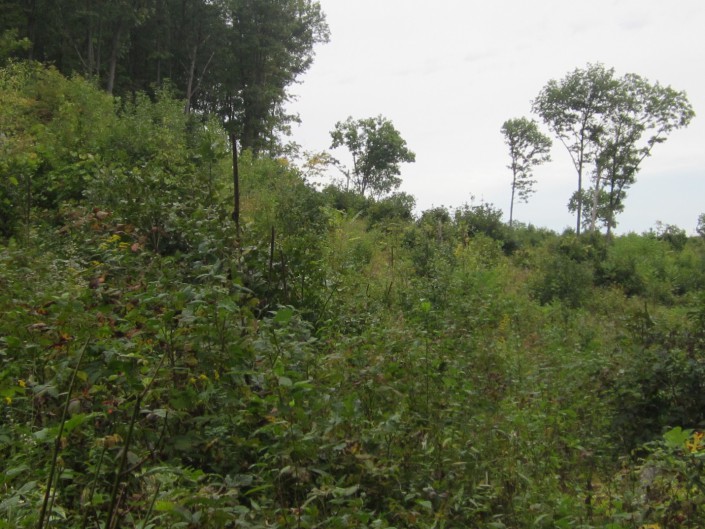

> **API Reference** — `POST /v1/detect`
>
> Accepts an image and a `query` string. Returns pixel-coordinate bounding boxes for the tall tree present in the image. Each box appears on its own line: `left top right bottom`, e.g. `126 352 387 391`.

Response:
500 117 552 227
532 64 619 235
330 115 416 197
1 0 329 154
199 0 329 154
534 64 693 235
589 73 694 235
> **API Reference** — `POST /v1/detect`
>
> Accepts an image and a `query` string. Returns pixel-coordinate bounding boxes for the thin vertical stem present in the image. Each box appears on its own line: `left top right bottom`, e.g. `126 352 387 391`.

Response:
230 132 240 243
37 339 90 529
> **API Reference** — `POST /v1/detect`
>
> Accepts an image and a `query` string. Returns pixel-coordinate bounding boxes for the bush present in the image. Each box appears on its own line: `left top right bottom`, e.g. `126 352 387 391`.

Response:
0 61 115 237
366 192 415 227
531 236 597 308
319 184 370 214
598 234 677 301
610 341 705 450
455 201 507 243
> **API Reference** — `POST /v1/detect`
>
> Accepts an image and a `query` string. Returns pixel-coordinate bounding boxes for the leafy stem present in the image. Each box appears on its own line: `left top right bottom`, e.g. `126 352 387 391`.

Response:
37 338 91 529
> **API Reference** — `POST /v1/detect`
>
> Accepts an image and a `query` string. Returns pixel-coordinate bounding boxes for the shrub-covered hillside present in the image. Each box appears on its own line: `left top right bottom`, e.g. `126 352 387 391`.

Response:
2 62 705 529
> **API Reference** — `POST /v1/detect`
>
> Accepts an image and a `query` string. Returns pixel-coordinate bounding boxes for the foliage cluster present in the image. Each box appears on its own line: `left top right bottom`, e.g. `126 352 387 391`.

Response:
532 63 694 235
0 0 330 153
2 63 705 529
330 116 416 197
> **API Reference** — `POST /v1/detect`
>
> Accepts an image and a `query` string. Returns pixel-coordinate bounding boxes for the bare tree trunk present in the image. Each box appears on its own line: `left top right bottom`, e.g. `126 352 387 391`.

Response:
106 21 123 94
27 0 38 60
575 132 589 236
509 174 516 228
576 163 583 236
589 164 602 232
87 24 95 76
96 17 102 77
184 44 213 114
184 43 198 113
230 133 241 242
155 0 163 86
85 0 96 76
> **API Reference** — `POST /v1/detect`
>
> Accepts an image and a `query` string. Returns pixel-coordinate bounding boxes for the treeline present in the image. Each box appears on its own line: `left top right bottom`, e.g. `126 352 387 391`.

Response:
0 0 329 152
503 64 695 235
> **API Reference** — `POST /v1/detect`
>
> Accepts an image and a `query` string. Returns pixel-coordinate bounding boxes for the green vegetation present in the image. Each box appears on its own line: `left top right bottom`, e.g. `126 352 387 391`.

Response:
1 7 704 528
1 60 704 529
533 63 694 236
330 115 416 197
500 118 552 227
0 0 329 153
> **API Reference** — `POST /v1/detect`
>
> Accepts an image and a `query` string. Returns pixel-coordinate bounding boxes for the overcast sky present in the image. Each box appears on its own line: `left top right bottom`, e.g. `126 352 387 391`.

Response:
286 0 704 234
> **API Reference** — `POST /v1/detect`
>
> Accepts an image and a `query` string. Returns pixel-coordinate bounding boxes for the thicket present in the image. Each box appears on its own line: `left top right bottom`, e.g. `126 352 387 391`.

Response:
2 63 705 529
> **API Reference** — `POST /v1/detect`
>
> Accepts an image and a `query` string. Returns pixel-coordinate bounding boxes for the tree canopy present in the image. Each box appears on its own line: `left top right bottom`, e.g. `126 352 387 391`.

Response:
500 117 552 227
533 63 694 235
330 115 416 197
0 0 330 153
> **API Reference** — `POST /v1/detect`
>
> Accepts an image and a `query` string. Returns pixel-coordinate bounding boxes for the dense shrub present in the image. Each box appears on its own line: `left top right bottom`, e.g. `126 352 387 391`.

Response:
455 201 507 242
366 191 416 227
611 345 705 450
0 61 114 237
5 61 705 529
598 234 680 301
530 236 597 307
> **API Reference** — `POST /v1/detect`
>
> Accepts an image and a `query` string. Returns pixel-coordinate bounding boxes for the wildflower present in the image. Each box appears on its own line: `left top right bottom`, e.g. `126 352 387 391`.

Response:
198 373 209 382
686 431 704 453
4 396 11 405
99 434 123 448
18 379 26 388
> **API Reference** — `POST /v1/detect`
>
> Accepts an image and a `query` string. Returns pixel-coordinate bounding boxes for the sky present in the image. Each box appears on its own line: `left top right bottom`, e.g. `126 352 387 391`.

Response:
286 0 705 234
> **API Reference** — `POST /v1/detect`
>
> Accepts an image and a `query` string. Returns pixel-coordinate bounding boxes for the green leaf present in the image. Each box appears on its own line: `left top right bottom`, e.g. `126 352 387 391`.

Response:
63 412 94 435
333 484 359 497
154 500 176 512
0 465 29 486
33 427 53 442
663 426 692 448
273 307 294 324
5 465 29 478
172 435 197 451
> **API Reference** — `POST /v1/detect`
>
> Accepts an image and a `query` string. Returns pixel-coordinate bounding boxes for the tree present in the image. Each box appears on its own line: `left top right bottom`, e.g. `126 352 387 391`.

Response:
500 117 551 227
568 188 613 233
0 29 30 64
534 63 694 236
589 73 694 236
1 0 329 155
532 63 619 235
199 0 330 154
330 115 416 197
